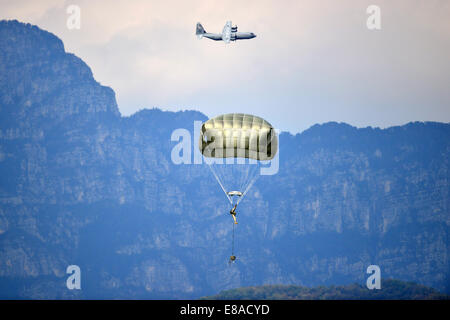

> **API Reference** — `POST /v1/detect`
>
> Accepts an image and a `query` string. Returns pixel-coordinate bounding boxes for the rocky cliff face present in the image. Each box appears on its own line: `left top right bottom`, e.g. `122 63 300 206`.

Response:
0 20 448 298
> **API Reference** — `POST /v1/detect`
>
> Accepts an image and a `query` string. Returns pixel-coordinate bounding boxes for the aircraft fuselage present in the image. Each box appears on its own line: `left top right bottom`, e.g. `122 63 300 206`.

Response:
201 32 256 41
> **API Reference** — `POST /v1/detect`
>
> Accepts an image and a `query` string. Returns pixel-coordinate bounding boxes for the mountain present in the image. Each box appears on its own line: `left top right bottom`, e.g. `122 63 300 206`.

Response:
0 20 449 299
202 279 449 300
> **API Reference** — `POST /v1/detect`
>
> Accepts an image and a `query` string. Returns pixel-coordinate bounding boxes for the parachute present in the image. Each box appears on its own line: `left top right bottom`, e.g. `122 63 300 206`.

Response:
199 113 277 161
199 113 278 261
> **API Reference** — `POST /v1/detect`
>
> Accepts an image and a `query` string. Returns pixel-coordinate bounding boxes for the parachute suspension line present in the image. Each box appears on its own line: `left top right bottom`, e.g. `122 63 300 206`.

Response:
208 158 261 207
237 169 260 205
237 162 250 195
236 161 260 205
207 162 232 204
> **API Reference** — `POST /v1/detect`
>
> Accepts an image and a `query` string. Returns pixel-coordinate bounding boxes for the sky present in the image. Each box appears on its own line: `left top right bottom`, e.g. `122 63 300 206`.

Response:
1 0 449 133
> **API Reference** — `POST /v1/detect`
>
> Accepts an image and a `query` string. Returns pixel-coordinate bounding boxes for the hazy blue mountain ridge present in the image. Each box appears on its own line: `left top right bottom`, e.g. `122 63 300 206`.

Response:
0 20 448 299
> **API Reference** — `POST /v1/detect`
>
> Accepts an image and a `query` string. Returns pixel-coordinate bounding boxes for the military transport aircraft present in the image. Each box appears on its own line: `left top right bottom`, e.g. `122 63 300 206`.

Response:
196 21 256 43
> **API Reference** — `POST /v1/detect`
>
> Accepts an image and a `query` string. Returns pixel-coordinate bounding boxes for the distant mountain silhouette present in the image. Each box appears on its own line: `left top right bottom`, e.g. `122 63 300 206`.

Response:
0 20 448 299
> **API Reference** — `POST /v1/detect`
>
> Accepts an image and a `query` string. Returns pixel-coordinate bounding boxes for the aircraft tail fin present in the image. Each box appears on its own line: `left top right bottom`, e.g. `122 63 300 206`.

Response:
196 23 206 38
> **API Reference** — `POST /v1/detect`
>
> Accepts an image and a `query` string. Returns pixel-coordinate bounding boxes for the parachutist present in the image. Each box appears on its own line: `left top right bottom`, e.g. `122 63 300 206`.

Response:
230 204 238 224
199 114 278 262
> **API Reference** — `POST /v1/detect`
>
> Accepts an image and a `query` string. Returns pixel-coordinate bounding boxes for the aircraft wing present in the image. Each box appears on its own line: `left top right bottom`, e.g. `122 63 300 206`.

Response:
222 21 232 43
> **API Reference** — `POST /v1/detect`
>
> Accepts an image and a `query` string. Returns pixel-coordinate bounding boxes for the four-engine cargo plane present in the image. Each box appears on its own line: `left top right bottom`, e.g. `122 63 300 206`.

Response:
196 21 256 43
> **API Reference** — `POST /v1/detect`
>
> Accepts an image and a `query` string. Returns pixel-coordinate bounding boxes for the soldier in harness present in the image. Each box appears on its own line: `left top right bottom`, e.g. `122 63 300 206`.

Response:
227 191 242 262
227 191 242 225
230 204 238 224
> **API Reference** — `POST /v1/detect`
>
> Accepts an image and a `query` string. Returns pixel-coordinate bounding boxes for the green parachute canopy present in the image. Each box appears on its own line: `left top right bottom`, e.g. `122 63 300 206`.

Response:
199 113 278 161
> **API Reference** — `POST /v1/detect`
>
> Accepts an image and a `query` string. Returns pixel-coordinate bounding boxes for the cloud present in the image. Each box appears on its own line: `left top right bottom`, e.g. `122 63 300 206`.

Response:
1 0 449 133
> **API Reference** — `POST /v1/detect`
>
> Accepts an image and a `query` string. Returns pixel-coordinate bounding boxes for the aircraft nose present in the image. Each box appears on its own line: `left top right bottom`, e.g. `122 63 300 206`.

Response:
252 33 257 38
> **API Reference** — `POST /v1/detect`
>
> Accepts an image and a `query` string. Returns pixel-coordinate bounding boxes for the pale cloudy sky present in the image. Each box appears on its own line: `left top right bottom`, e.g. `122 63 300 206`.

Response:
1 0 449 133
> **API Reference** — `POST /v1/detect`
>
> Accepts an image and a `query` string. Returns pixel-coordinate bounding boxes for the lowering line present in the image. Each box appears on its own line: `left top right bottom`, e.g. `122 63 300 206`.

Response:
232 222 235 255
229 223 236 264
